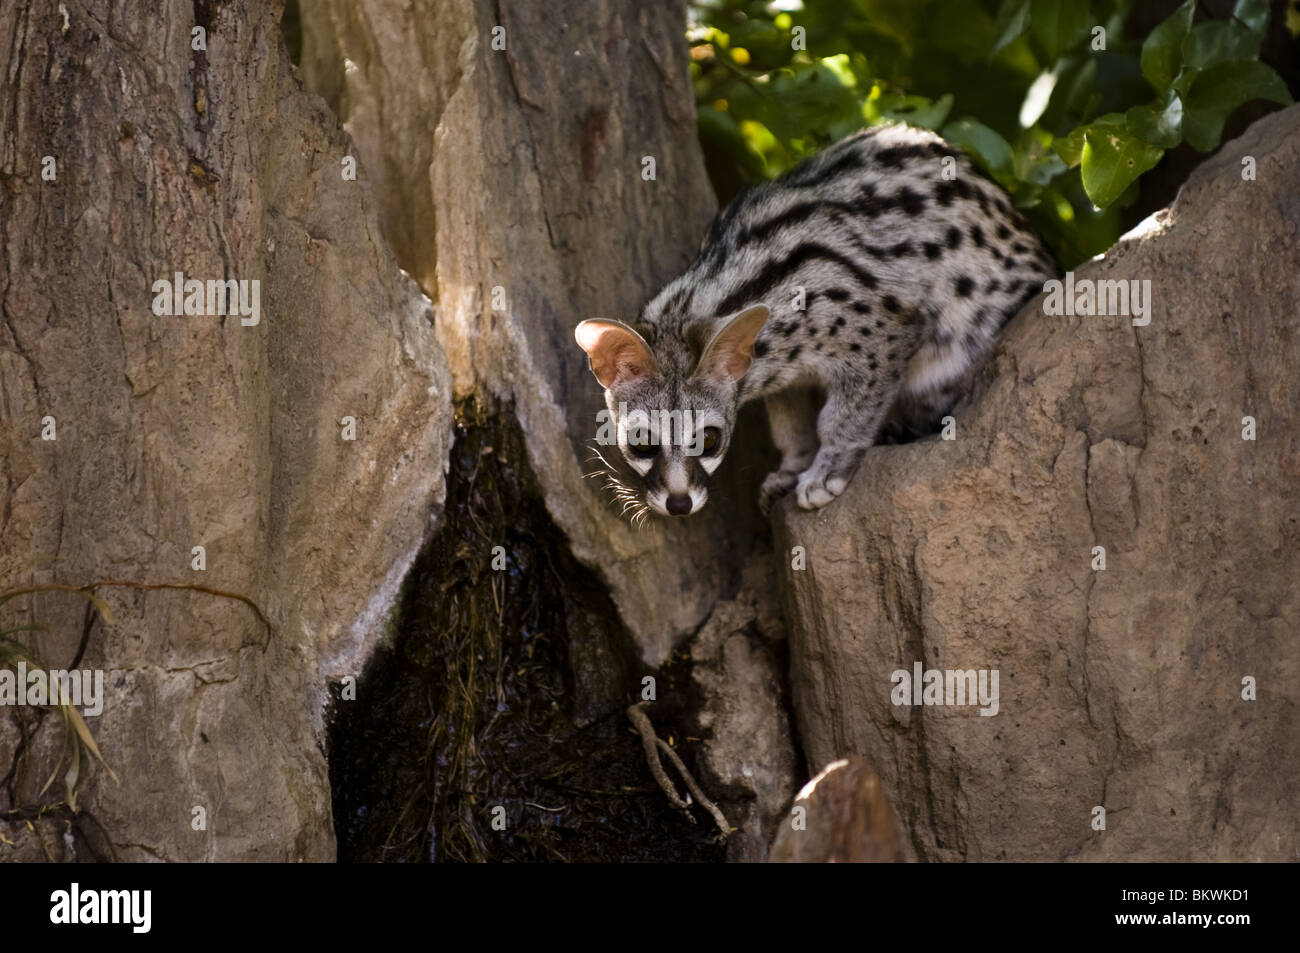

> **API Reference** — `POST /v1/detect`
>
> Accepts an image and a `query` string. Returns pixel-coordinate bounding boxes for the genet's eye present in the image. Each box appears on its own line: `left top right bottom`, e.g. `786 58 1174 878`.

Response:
701 427 721 455
627 438 659 460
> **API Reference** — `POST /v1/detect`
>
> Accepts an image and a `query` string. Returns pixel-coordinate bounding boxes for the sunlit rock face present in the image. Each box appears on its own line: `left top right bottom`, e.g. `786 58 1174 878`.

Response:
775 105 1300 862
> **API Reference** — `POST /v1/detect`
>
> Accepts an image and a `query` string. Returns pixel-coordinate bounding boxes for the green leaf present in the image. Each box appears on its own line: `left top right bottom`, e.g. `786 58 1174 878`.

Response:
696 107 768 181
1021 150 1067 187
1030 0 1090 62
1181 59 1293 151
1231 0 1271 34
1182 21 1262 71
1013 127 1068 185
1080 114 1164 207
1052 125 1087 168
941 118 1014 174
928 0 999 61
991 0 1032 57
871 92 954 131
743 60 862 142
1171 69 1198 98
1125 89 1184 148
1140 0 1196 94
1039 55 1099 129
818 53 859 89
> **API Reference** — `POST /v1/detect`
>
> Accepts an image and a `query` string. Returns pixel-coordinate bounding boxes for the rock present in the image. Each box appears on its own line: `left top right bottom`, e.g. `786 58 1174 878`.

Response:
303 0 799 864
769 758 904 863
0 0 452 860
773 105 1300 862
299 0 775 666
688 558 797 862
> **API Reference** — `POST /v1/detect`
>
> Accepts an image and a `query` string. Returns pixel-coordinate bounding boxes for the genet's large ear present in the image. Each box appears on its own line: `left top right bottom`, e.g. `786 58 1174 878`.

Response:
695 305 770 383
574 319 656 389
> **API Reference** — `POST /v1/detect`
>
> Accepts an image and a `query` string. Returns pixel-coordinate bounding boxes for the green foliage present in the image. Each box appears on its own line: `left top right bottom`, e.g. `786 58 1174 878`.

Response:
690 0 1293 267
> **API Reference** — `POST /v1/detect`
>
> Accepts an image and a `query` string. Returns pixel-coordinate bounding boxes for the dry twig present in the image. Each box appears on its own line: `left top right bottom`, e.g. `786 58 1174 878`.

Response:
626 702 731 841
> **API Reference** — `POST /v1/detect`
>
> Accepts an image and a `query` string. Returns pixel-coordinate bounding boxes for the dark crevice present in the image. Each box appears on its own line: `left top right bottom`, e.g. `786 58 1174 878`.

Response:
327 398 725 862
280 0 303 67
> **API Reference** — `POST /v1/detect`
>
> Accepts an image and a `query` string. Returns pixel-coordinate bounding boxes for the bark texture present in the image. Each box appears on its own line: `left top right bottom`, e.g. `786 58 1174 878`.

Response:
0 0 452 860
774 105 1300 862
301 0 774 665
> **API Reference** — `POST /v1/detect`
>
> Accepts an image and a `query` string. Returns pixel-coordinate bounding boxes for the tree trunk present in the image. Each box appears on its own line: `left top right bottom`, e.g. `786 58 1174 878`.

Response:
301 0 776 666
0 0 451 861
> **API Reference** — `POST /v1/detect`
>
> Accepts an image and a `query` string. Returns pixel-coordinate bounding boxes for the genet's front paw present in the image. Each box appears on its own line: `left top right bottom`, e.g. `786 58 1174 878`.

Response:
759 470 797 515
794 468 849 510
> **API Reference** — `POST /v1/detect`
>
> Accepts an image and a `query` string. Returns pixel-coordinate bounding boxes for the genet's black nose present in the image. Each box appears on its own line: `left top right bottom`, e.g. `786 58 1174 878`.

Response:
666 493 693 516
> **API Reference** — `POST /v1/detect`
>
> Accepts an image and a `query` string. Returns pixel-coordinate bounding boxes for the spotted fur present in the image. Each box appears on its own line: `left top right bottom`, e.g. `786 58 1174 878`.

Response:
577 124 1058 516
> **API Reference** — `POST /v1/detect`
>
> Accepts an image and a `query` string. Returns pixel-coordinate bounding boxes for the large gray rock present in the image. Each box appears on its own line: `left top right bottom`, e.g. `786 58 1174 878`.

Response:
0 0 452 860
774 105 1300 861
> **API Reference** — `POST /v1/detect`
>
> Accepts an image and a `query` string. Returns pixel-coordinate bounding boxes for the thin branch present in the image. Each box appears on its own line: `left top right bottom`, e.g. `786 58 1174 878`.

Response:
626 702 731 842
2 581 272 650
654 737 732 840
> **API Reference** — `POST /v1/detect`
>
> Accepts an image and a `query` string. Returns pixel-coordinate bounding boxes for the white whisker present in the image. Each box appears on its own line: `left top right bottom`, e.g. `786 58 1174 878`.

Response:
584 440 651 528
